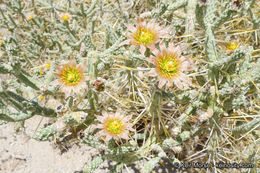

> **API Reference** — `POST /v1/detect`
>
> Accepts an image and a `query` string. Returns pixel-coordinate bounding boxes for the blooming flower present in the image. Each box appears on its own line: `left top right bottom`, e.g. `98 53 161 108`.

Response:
146 41 196 89
94 108 134 141
52 60 88 97
219 41 240 54
44 62 51 69
26 13 36 20
120 18 171 55
60 13 71 22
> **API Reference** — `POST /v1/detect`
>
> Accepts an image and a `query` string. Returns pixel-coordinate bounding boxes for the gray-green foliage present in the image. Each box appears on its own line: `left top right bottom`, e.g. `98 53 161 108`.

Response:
83 156 104 173
141 157 161 173
33 124 56 141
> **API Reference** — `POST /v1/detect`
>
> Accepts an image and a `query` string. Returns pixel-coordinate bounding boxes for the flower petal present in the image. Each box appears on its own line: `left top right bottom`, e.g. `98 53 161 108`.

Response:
128 126 135 132
105 135 112 141
173 77 183 90
151 48 160 56
180 56 196 71
147 68 158 77
60 86 72 98
112 135 119 141
102 110 109 118
173 45 182 57
140 45 146 55
96 130 105 137
93 123 103 129
148 44 156 53
160 33 171 38
79 61 87 72
159 41 167 51
166 80 173 88
161 26 171 34
146 57 156 65
125 24 136 33
115 108 121 117
96 115 105 123
122 115 132 122
158 78 167 89
120 132 129 140
71 59 77 68
119 39 131 47
179 72 192 85
169 40 175 50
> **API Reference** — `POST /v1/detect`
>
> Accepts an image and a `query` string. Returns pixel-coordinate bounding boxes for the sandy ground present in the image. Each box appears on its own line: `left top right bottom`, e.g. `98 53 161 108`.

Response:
0 116 182 173
0 116 112 173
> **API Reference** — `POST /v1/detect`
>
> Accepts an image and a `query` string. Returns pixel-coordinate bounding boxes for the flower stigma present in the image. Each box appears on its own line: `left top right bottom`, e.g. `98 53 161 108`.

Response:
135 27 155 45
61 67 81 86
105 118 124 135
158 55 180 78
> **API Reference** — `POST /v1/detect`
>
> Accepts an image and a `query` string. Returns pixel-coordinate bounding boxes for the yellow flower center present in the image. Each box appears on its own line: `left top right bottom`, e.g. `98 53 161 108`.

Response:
158 56 180 78
44 62 51 69
61 67 81 86
28 15 34 20
68 73 75 80
135 27 155 45
61 15 70 21
0 40 2 46
105 118 124 135
226 41 239 51
39 95 44 101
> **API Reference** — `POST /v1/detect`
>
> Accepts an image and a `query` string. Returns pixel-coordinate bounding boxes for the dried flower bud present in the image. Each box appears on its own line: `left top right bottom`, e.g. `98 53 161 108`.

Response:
93 80 105 92
231 0 242 10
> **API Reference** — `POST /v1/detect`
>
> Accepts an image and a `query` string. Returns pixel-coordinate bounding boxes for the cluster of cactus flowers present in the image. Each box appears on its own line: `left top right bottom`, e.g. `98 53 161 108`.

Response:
49 17 197 143
0 0 259 172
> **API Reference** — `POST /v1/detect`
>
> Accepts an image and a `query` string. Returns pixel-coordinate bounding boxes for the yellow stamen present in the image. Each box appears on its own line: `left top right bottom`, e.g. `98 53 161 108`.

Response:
45 62 51 69
226 41 239 51
39 95 44 101
135 27 155 45
61 14 70 21
61 67 81 86
67 73 76 81
28 15 34 20
158 55 180 78
105 118 124 135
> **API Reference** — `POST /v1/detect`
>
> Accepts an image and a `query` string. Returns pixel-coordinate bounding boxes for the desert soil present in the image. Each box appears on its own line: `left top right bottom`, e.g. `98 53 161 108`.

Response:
0 116 177 173
0 116 112 173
